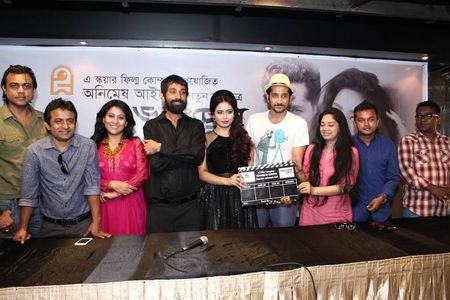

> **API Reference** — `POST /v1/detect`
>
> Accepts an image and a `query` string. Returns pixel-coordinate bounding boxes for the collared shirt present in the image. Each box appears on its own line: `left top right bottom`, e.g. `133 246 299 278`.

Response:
352 134 399 210
0 104 47 199
19 134 101 219
143 112 205 202
398 130 450 216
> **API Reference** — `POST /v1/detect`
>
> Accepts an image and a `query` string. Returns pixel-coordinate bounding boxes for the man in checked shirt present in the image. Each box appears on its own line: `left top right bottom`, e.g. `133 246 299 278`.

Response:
399 101 450 217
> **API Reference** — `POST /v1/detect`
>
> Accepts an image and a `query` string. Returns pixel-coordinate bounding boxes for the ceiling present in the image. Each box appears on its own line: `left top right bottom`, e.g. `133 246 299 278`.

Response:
37 0 450 22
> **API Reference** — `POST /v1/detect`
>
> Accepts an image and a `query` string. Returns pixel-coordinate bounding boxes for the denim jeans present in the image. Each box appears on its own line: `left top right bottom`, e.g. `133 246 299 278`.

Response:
402 207 420 218
0 199 42 239
257 202 298 228
352 201 391 223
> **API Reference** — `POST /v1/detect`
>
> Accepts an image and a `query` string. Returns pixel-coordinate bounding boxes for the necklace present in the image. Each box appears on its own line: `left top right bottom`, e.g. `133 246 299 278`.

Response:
102 137 126 159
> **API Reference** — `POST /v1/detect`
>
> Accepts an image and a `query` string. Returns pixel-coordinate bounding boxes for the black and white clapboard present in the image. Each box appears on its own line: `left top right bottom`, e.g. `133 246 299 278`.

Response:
238 161 298 206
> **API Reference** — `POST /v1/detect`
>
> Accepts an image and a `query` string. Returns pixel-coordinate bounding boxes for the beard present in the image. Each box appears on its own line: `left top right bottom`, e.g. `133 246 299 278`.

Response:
164 99 187 114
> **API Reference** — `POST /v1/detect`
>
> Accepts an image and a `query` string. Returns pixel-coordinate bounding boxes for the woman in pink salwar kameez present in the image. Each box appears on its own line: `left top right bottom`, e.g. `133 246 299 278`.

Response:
92 100 148 235
298 108 359 226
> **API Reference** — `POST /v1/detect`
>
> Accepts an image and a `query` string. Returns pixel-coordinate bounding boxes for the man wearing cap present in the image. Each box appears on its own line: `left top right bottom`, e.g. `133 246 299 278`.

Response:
399 101 450 217
246 73 309 227
264 59 321 140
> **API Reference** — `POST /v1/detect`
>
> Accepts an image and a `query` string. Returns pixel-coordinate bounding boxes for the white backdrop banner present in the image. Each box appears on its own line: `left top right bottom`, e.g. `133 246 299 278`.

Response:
0 46 426 142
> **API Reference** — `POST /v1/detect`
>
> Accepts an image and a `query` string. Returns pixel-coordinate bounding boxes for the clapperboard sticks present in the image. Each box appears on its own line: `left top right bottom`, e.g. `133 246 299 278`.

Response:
238 161 299 206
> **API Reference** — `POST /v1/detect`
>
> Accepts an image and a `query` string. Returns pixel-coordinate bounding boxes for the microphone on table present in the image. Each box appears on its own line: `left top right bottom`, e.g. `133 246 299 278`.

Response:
161 236 209 273
181 236 208 251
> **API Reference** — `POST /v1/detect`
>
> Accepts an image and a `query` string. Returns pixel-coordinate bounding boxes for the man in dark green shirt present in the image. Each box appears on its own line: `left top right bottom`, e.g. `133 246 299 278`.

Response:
0 65 47 238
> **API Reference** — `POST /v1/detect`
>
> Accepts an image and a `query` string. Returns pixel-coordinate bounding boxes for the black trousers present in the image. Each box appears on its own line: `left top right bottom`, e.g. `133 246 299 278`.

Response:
147 199 201 233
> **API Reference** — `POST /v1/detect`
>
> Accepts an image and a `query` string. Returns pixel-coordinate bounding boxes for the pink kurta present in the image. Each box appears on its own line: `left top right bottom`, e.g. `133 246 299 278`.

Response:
98 137 149 235
300 145 359 226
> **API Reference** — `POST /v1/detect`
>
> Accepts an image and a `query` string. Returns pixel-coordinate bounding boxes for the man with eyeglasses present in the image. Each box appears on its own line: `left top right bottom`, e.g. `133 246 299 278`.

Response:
398 101 450 217
0 65 47 239
13 98 111 243
246 73 309 228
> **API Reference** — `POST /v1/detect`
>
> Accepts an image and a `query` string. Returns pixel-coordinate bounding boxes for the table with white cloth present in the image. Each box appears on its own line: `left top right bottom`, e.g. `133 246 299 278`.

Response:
0 217 449 299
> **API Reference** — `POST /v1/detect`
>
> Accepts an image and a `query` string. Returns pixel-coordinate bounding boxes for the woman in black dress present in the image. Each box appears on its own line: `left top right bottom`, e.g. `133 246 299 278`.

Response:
199 90 258 229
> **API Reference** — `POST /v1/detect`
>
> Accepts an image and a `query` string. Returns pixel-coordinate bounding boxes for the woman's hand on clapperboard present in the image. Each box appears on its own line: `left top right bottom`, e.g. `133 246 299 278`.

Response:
228 174 246 188
266 196 293 205
298 182 314 195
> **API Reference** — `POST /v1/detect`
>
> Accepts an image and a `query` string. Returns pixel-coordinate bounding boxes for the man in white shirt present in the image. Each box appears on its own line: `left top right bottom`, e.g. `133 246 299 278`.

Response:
246 73 309 227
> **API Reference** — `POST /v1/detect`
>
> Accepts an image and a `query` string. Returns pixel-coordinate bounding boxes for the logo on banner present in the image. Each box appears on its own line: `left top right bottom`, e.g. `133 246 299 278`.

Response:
50 65 74 95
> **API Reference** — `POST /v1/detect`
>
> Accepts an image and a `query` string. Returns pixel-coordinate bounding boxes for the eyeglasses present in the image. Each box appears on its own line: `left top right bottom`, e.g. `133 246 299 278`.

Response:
335 222 356 231
57 153 70 175
415 113 439 121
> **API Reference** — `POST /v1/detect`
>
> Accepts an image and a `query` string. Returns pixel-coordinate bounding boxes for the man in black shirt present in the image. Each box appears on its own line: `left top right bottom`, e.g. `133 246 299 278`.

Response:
143 74 205 233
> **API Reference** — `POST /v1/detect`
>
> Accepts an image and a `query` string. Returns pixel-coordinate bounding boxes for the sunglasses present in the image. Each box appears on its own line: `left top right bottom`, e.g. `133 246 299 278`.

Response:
335 222 356 231
57 153 70 175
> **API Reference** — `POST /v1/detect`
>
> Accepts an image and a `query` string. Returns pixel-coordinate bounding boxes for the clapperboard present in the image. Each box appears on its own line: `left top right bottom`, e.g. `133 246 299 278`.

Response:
238 161 298 206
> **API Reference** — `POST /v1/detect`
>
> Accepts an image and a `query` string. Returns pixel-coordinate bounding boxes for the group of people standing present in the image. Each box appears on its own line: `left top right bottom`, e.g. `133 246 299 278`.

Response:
0 64 448 243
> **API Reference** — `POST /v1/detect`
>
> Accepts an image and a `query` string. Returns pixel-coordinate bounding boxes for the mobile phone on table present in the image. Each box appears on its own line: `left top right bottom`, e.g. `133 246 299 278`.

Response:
74 237 93 246
369 221 397 231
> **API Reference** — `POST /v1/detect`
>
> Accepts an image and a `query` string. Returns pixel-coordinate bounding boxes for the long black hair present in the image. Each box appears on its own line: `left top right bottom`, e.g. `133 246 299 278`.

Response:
320 68 398 142
91 99 136 146
210 90 253 168
308 108 355 205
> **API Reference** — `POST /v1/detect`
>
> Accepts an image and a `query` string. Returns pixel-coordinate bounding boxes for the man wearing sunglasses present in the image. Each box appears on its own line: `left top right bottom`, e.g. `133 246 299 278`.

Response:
0 65 47 239
399 101 450 217
13 98 111 243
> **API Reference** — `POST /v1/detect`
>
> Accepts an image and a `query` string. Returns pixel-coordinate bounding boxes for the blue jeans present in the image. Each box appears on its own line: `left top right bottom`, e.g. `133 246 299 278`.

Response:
352 201 391 223
0 199 42 239
402 207 419 218
257 202 298 228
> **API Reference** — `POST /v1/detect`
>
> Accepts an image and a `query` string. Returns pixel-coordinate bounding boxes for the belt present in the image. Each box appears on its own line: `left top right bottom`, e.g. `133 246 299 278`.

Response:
43 211 91 227
153 194 198 205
